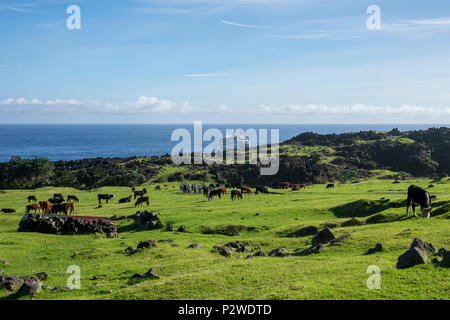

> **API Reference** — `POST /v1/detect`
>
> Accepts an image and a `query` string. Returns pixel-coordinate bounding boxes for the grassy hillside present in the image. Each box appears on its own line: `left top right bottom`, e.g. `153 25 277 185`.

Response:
0 178 449 300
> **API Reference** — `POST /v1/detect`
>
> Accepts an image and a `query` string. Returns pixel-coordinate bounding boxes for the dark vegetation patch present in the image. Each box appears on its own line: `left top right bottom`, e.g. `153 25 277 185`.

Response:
278 225 319 238
365 212 403 224
330 199 391 218
200 224 258 236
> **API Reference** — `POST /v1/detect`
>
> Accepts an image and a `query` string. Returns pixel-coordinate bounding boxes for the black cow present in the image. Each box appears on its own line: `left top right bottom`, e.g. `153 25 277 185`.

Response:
98 194 114 204
1 208 16 213
53 193 64 200
208 189 222 201
231 190 243 201
27 195 37 203
326 183 335 189
51 203 68 215
406 185 432 218
255 186 269 195
49 198 64 204
119 195 132 204
133 188 147 199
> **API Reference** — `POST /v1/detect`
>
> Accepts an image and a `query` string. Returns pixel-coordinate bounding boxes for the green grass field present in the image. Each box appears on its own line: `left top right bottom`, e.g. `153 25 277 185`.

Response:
0 178 449 300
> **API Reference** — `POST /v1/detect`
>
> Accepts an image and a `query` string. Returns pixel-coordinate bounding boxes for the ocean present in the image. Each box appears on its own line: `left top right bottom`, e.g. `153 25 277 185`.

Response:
0 124 446 162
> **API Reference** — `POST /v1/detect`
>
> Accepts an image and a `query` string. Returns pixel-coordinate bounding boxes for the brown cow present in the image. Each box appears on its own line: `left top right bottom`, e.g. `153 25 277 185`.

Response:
219 187 227 195
291 184 300 191
155 186 161 191
135 196 150 208
66 202 75 215
164 184 169 188
26 204 41 213
299 184 307 189
280 182 290 189
67 195 80 203
240 186 253 194
39 201 52 214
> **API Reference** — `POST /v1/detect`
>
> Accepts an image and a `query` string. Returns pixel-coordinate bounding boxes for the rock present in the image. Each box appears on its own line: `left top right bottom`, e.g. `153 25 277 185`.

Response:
0 260 8 265
216 246 232 257
158 239 175 243
125 246 134 254
268 247 291 257
177 226 185 232
311 227 335 246
52 286 68 292
35 272 49 280
41 285 54 290
330 233 351 245
187 243 203 249
144 269 159 279
107 289 113 294
437 248 450 267
410 238 435 255
129 273 142 281
137 240 157 249
0 275 25 291
366 243 384 254
296 244 324 256
397 247 428 269
17 280 41 296
246 251 267 259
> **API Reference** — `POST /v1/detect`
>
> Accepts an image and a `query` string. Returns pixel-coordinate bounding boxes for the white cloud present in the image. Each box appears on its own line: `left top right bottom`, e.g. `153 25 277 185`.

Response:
221 19 269 29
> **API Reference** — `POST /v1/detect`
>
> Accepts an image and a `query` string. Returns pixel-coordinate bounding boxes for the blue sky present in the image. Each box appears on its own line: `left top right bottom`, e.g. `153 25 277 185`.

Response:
0 0 450 123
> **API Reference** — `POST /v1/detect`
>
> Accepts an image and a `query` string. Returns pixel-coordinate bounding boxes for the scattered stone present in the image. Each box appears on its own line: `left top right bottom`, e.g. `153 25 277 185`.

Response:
252 251 267 257
137 240 157 249
0 260 8 265
129 273 142 281
255 213 260 216
1 209 16 213
268 247 291 257
52 286 69 292
296 244 324 256
230 231 241 236
399 229 412 235
107 289 113 294
35 272 49 280
135 211 161 230
397 238 434 269
215 246 232 257
17 280 41 296
411 238 435 255
158 239 175 243
330 233 351 245
177 225 186 232
72 252 79 258
144 269 159 279
187 243 203 249
125 246 134 254
18 215 118 238
0 275 25 290
366 243 384 254
311 227 335 246
41 285 54 291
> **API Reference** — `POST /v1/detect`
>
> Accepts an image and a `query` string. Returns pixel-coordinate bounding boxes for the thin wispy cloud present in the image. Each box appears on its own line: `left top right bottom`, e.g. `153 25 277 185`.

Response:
221 19 269 29
0 4 35 13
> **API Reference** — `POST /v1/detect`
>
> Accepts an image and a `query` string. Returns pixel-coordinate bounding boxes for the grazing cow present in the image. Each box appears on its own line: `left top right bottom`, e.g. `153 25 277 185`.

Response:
219 187 227 195
52 203 68 215
164 184 169 188
406 185 432 218
26 204 41 213
326 183 335 189
299 184 307 189
98 194 114 204
49 198 64 204
209 183 216 189
66 202 75 215
39 201 52 214
155 186 161 191
135 196 150 208
291 184 300 191
67 195 80 203
53 193 64 200
119 195 132 203
231 190 243 201
208 189 222 201
203 187 209 197
240 186 253 194
280 182 291 189
1 208 16 213
27 195 37 203
133 188 147 199
255 186 269 195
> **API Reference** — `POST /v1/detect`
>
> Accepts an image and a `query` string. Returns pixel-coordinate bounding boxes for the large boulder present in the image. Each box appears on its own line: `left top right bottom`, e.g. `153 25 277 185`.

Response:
311 227 335 246
187 243 203 249
17 280 41 296
137 240 157 249
268 247 291 257
396 239 434 269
